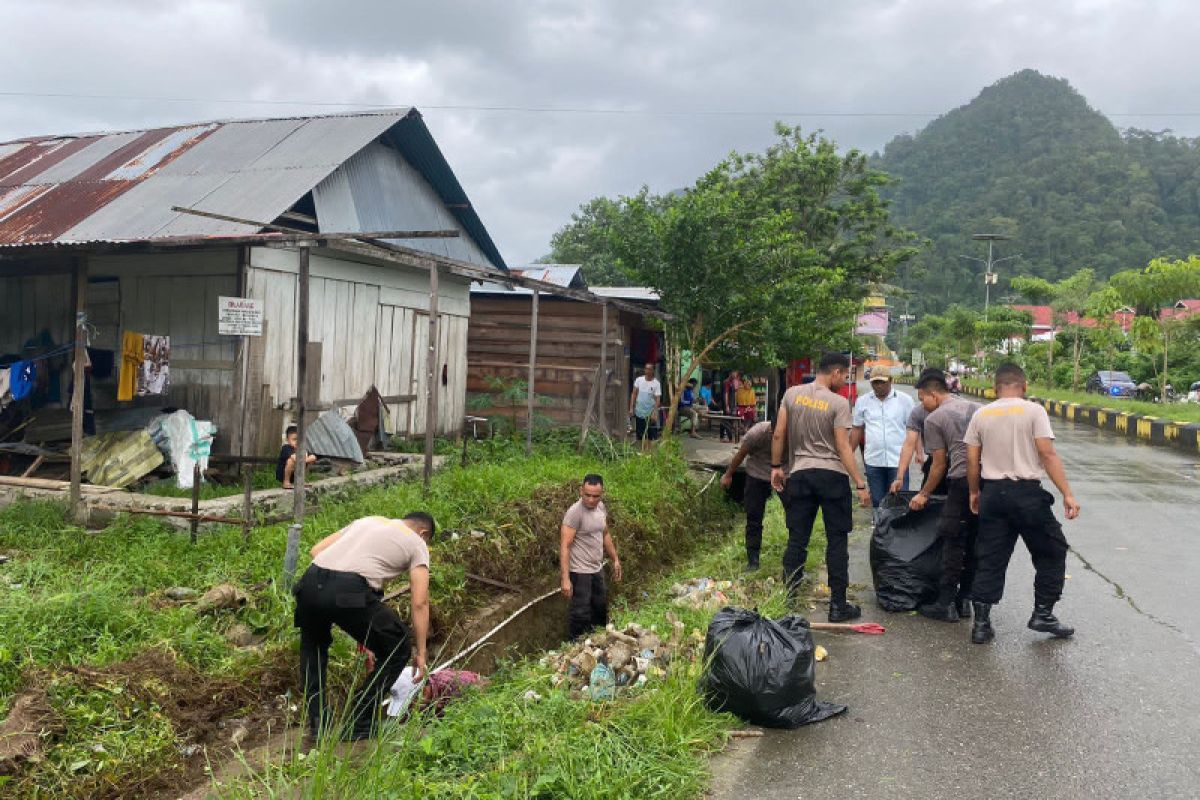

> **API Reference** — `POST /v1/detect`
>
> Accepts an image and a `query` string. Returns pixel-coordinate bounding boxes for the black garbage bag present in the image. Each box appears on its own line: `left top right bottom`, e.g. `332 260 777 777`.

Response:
870 491 944 612
700 607 847 728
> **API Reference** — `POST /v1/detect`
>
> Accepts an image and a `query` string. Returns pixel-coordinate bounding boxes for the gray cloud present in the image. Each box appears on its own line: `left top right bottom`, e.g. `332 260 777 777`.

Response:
4 0 1200 264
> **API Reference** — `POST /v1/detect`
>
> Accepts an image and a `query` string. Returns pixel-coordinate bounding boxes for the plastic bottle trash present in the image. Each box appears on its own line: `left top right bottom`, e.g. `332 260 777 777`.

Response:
815 645 829 662
589 663 616 700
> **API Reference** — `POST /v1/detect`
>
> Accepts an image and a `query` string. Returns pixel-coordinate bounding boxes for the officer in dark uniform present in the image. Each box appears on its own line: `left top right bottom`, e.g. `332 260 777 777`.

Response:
964 364 1080 644
293 512 435 740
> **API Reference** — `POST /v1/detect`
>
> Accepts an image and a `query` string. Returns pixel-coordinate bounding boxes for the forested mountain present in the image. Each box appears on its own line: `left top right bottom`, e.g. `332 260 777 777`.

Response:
875 70 1200 313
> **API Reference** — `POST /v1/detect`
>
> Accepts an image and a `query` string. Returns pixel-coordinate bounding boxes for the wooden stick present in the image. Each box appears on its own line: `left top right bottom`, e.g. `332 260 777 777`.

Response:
169 206 460 239
423 264 440 491
526 290 539 456
465 572 519 592
189 463 201 544
578 365 603 454
20 455 45 479
103 507 247 525
293 245 310 524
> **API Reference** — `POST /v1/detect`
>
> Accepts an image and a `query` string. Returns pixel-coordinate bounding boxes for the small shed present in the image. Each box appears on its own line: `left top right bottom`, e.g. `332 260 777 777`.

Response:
468 271 664 431
0 108 506 462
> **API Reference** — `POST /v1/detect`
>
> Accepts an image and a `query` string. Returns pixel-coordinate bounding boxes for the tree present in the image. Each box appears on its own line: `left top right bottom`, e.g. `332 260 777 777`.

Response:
555 124 919 435
1111 256 1200 400
1084 285 1126 375
1010 275 1059 385
545 197 638 286
1053 269 1098 391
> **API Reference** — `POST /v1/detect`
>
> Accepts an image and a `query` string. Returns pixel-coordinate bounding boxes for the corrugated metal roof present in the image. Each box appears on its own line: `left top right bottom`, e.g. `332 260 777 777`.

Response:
512 265 584 287
589 286 661 302
306 409 364 463
0 108 506 270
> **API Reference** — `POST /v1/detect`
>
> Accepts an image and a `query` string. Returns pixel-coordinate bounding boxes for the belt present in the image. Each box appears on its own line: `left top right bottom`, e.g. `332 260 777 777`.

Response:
303 565 381 596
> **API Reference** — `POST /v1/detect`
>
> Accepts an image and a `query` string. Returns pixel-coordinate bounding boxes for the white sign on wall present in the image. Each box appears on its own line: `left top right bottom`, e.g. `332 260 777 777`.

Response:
218 296 263 336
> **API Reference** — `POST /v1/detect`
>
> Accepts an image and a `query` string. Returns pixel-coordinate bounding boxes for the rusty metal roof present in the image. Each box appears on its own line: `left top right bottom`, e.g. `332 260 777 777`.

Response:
0 109 506 270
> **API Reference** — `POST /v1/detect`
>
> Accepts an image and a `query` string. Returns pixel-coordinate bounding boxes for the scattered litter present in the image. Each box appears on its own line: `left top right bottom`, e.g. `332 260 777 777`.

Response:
670 577 738 610
815 645 829 662
164 586 198 602
0 554 10 565
522 690 542 702
196 583 248 614
80 430 163 488
178 743 202 758
812 582 831 599
544 620 699 699
306 409 365 463
149 410 216 489
386 667 488 717
469 529 487 539
227 719 250 747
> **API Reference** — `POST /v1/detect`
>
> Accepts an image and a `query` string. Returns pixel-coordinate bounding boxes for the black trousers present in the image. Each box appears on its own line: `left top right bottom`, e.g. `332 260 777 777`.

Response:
938 477 979 601
568 570 608 640
972 480 1069 605
293 565 412 736
783 469 853 596
743 475 785 558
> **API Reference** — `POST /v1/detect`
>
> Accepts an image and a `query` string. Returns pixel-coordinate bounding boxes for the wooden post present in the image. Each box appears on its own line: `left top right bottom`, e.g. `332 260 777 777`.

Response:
293 245 310 524
525 290 539 455
189 462 201 544
68 257 88 523
423 264 440 491
242 464 254 542
599 302 609 435
578 365 603 453
235 245 252 468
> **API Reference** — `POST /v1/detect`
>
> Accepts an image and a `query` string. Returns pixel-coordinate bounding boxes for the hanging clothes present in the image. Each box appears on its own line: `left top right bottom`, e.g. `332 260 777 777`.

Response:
138 335 170 396
118 331 144 401
9 361 36 401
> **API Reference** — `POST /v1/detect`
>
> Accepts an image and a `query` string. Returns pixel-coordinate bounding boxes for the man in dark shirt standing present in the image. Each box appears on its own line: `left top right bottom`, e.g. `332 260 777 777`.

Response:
771 353 872 621
722 419 782 571
965 363 1080 644
908 371 981 622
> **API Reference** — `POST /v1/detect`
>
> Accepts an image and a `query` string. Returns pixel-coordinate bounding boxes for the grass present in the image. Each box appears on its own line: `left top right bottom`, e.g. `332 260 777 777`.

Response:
211 498 825 799
139 466 281 499
0 433 738 798
962 378 1200 423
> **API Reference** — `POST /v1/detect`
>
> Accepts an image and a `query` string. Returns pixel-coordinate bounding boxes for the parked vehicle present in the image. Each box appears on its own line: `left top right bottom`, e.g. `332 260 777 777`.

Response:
1188 381 1200 404
1085 370 1137 397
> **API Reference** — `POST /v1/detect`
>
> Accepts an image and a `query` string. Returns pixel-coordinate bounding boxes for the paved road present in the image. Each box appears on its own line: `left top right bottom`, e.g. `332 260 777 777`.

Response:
709 390 1200 799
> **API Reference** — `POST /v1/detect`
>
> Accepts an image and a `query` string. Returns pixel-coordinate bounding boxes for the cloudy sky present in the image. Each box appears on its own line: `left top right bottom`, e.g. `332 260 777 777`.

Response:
4 0 1199 264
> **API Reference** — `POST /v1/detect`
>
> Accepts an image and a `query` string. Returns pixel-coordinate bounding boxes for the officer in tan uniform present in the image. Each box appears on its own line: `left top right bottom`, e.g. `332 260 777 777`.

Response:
964 364 1080 644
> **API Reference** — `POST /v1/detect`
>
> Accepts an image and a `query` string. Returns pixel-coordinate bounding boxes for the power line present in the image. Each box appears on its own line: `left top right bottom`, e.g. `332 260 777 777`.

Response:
2 88 1200 120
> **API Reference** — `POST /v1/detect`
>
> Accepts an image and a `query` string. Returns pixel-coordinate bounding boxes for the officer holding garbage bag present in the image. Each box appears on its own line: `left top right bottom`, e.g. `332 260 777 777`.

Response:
965 363 1080 644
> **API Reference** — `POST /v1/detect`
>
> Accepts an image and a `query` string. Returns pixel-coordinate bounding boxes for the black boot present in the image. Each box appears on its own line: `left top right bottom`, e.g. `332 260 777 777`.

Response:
970 602 994 644
1028 603 1074 638
828 598 861 623
918 587 960 622
955 598 973 619
746 552 760 571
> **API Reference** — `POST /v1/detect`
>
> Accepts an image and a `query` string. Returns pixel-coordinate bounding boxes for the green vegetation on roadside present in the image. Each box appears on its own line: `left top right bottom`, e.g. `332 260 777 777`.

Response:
0 433 733 799
211 499 825 799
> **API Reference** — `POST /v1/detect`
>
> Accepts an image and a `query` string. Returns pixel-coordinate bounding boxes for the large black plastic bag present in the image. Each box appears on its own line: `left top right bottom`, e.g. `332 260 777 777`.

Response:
700 607 847 728
870 491 944 612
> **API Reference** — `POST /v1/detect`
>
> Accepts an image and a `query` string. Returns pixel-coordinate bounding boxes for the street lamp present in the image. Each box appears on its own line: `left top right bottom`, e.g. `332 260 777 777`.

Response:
959 233 1019 321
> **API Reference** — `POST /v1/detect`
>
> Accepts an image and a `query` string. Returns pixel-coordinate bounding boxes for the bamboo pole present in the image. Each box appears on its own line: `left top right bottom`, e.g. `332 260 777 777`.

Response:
423 264 441 490
68 257 88 523
293 245 310 524
526 290 539 455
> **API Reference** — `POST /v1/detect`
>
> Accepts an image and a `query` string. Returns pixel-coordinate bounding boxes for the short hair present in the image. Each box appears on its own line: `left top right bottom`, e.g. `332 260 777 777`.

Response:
918 367 945 383
687 378 698 386
915 373 949 393
403 511 436 539
818 352 850 373
583 473 604 487
995 363 1027 387
285 424 298 436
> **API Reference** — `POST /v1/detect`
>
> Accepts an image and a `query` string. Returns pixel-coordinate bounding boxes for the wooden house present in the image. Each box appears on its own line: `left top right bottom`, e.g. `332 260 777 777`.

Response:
0 108 506 456
467 270 664 431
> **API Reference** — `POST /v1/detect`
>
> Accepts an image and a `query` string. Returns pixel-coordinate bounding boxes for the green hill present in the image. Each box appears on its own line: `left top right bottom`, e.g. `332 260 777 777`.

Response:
875 69 1200 312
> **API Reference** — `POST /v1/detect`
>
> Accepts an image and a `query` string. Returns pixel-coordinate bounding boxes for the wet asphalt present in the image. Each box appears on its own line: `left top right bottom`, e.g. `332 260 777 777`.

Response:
708 389 1200 799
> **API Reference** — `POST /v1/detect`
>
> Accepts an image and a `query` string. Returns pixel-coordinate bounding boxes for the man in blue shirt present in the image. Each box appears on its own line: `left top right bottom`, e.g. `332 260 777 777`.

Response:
851 368 915 507
678 378 701 438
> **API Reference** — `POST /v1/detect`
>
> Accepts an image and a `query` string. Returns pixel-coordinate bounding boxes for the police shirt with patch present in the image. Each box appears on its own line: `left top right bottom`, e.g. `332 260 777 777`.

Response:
963 397 1056 481
780 383 853 475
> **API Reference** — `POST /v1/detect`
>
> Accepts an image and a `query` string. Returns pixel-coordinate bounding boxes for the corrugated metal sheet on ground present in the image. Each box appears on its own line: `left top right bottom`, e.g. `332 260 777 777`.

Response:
80 430 163 488
306 409 364 462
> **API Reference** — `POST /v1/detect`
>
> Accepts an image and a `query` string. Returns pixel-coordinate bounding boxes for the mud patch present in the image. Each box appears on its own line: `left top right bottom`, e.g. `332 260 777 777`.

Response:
5 649 297 799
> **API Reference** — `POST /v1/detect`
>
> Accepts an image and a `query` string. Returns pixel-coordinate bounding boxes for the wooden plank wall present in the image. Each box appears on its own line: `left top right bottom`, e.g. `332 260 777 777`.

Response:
0 274 72 354
467 295 625 427
248 259 470 439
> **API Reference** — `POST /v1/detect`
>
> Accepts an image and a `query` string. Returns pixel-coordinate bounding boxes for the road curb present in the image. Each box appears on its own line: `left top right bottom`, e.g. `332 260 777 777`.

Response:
940 382 1200 456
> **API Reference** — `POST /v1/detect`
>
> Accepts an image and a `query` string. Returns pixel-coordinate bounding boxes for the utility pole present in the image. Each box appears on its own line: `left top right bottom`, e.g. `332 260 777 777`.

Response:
961 234 1018 322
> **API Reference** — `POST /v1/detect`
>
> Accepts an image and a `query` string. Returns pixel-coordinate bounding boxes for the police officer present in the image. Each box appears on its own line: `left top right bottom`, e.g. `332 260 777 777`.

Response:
908 370 980 622
722 419 783 571
771 352 872 621
889 367 949 497
293 512 435 740
964 364 1080 644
